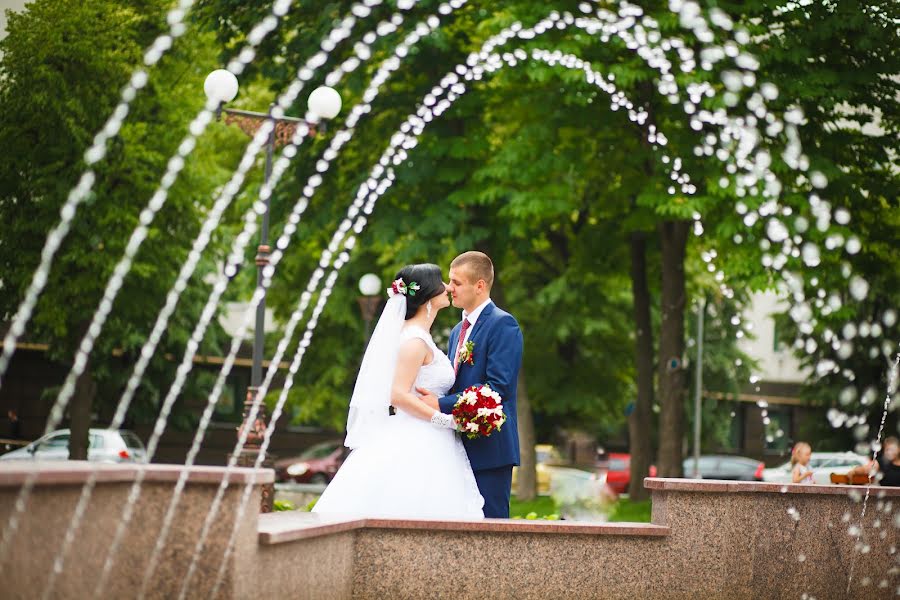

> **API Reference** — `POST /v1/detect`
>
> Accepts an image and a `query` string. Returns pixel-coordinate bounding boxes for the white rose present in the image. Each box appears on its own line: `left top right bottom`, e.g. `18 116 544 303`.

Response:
466 422 479 432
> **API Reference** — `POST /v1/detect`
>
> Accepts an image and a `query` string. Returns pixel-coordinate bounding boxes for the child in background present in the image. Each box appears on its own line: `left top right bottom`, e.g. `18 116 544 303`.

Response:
791 442 815 484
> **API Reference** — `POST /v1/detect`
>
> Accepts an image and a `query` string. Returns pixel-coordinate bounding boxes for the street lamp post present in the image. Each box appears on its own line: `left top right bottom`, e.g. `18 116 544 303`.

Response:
204 69 341 511
692 296 706 479
357 273 382 345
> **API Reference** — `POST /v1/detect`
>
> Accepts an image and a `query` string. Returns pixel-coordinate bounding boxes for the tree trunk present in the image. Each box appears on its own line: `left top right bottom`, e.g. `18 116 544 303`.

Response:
515 371 537 501
656 220 689 478
627 231 655 500
68 360 96 461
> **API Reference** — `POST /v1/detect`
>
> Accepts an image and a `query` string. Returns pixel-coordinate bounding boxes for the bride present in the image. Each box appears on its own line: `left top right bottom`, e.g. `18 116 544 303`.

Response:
312 263 484 519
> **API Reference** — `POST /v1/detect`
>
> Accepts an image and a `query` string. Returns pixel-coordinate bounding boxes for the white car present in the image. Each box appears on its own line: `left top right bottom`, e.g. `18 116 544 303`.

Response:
0 428 147 463
761 451 868 485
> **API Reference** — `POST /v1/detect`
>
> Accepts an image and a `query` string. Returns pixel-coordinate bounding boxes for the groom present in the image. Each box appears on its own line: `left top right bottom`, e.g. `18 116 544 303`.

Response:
418 251 524 518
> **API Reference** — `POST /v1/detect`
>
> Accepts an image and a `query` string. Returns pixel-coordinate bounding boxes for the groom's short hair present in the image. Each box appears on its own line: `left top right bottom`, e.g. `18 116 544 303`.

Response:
451 251 494 289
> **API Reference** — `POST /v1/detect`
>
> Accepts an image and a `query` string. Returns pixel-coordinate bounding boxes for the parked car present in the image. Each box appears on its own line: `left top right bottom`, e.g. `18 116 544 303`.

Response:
761 452 868 485
511 444 572 496
599 453 657 495
0 428 147 463
274 440 349 484
681 455 764 481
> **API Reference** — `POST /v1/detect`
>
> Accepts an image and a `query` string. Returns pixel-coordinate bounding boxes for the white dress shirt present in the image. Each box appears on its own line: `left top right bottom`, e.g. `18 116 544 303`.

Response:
460 297 493 347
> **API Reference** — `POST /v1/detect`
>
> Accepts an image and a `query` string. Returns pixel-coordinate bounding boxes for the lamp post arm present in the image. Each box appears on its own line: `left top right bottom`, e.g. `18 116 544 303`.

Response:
220 107 313 147
221 107 306 123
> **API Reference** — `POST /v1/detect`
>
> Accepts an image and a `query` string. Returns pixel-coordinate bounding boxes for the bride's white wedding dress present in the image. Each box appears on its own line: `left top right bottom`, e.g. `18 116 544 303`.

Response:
312 326 484 519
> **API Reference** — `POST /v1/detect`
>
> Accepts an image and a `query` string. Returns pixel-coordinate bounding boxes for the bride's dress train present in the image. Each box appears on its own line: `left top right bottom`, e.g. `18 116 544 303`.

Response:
312 327 484 519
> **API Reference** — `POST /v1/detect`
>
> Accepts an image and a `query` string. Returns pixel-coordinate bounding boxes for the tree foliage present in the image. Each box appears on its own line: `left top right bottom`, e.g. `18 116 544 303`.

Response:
0 0 248 454
1 0 895 471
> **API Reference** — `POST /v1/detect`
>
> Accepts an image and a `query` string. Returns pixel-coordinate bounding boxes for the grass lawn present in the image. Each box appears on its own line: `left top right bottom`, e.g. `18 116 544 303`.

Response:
510 495 558 519
608 498 652 522
510 495 652 523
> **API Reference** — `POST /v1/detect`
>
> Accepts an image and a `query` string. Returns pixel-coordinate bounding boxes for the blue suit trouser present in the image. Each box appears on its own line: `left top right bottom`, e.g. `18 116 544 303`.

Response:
473 465 513 518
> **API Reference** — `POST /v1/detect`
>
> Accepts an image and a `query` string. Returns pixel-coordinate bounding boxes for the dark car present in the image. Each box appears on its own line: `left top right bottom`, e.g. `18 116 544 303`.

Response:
682 455 764 481
274 440 349 484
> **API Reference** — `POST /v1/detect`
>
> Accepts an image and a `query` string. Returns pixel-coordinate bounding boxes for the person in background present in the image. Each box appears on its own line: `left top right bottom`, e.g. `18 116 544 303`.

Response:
850 436 900 487
791 442 815 484
6 410 20 440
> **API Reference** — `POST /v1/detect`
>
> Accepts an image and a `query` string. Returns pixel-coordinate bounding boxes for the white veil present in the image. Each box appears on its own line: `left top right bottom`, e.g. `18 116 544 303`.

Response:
344 293 407 450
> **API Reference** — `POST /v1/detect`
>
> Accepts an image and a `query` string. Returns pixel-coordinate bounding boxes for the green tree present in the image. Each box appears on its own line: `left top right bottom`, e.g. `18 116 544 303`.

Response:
187 1 723 471
722 0 899 449
190 0 897 491
0 0 246 458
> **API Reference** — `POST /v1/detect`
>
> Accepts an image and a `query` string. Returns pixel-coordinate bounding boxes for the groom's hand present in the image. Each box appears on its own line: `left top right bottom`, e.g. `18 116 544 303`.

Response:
416 387 440 410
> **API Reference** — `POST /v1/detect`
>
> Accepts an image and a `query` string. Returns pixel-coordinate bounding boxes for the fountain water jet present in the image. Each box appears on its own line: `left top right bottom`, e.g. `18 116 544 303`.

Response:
1 1 888 595
0 0 202 393
198 33 793 588
0 2 296 566
34 2 441 596
125 5 470 598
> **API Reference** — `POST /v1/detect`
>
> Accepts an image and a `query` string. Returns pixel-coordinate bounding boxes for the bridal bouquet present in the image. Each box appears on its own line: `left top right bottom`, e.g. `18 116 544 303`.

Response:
451 384 506 439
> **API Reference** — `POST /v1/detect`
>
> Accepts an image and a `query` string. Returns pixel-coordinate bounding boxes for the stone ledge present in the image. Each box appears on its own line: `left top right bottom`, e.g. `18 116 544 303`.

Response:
643 476 900 497
0 460 274 486
259 512 367 543
258 511 670 545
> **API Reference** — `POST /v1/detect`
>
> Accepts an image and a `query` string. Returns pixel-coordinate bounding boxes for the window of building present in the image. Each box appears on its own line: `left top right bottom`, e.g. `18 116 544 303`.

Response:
214 373 247 421
764 407 792 453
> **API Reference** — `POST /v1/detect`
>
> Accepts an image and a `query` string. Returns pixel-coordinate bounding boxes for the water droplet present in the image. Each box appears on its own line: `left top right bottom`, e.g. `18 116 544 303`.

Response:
837 341 853 360
810 171 828 188
838 385 856 406
861 387 877 406
834 208 851 224
802 243 821 267
849 276 869 301
85 145 106 164
766 219 789 243
816 359 836 377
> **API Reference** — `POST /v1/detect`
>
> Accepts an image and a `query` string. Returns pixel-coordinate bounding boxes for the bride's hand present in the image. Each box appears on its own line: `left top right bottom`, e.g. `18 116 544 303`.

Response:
416 387 440 410
430 410 457 430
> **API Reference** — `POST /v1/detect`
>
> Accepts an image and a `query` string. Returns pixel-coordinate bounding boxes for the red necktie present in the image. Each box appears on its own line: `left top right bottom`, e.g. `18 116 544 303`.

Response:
453 318 472 374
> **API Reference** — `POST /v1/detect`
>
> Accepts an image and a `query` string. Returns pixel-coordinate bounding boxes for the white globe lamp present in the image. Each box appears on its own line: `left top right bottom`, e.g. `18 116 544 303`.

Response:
204 69 239 104
358 273 382 296
307 86 342 121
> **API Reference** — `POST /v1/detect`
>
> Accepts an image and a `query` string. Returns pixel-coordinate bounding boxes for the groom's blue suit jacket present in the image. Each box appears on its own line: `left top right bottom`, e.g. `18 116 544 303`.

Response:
438 302 523 472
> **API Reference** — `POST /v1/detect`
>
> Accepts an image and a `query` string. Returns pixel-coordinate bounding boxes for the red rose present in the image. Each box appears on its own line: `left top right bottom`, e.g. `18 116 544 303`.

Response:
451 385 506 440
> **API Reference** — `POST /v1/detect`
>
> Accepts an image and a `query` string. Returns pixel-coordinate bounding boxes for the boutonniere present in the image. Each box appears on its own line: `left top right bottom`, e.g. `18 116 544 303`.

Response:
458 340 475 366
